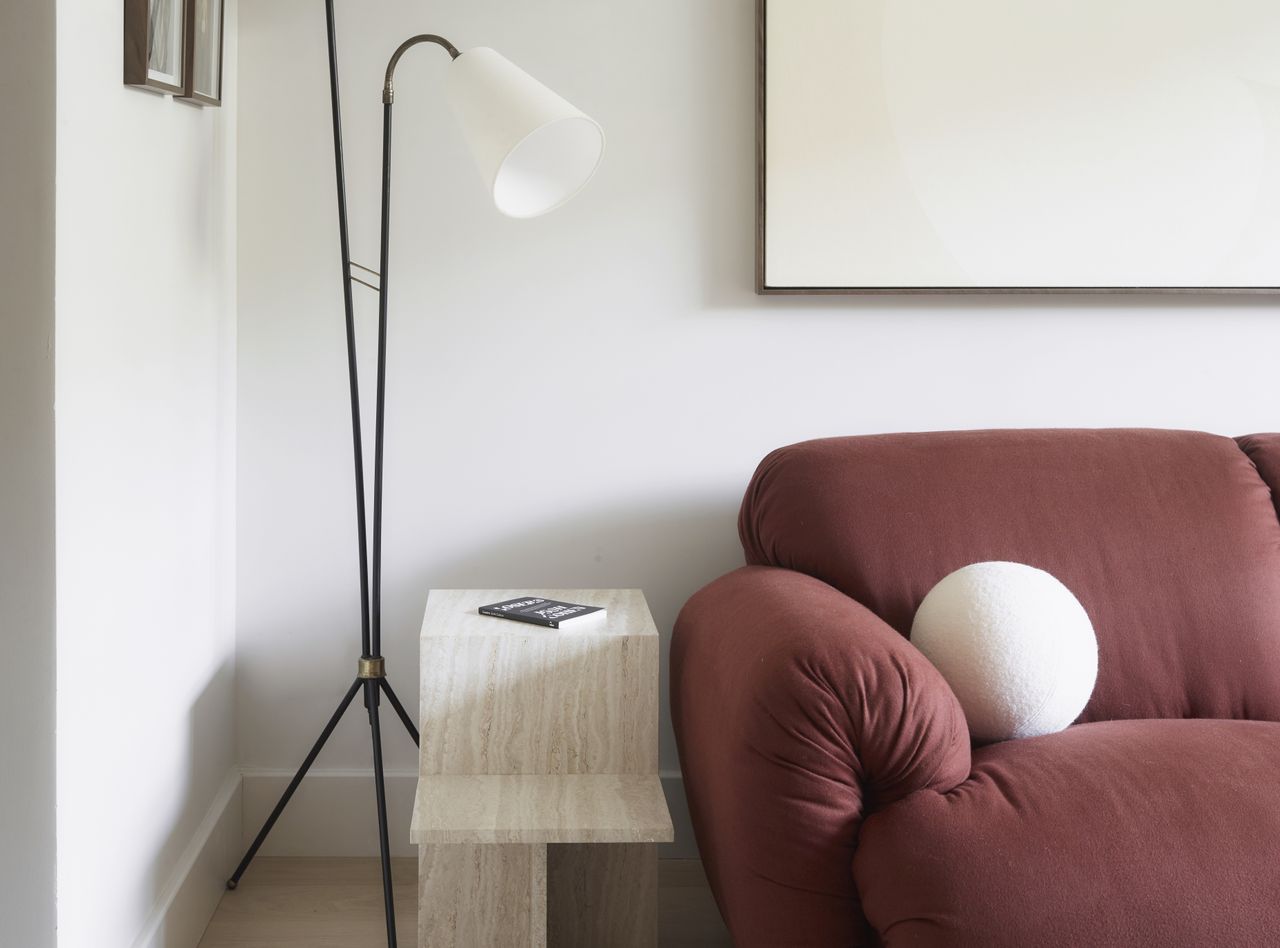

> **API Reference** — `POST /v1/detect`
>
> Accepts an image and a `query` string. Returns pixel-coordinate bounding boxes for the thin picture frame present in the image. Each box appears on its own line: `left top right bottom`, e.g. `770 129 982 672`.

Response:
124 0 187 95
178 0 225 107
755 0 1280 296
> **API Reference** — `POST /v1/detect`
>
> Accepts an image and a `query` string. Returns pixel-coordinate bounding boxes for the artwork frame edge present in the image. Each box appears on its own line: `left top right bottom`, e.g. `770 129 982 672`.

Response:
176 0 225 108
123 0 186 96
754 0 1280 297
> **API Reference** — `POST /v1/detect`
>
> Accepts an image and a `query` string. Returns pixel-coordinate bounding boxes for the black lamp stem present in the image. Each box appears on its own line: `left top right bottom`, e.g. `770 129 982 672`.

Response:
325 0 372 658
371 100 392 660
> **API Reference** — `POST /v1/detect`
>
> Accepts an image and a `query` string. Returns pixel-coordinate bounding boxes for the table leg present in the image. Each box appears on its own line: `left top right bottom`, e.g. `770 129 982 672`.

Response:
418 843 547 947
547 843 657 948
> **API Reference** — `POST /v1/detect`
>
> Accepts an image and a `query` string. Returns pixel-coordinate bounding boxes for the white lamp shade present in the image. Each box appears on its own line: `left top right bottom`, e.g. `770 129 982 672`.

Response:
446 47 604 219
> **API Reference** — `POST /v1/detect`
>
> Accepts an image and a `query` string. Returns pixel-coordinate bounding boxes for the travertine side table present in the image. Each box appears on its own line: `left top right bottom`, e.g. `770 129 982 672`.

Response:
412 589 674 947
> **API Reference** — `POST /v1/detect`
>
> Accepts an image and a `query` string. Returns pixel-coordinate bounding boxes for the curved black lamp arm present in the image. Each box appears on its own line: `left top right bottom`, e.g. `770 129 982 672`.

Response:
383 34 460 103
369 33 460 659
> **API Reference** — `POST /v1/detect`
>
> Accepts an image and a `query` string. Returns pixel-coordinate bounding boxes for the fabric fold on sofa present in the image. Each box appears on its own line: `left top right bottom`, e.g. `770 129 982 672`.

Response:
855 718 1280 948
673 565 970 947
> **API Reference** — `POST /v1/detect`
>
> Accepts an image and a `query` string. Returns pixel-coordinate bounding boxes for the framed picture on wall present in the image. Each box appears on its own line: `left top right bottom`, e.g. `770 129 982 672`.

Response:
757 0 1280 294
123 0 187 95
178 0 225 107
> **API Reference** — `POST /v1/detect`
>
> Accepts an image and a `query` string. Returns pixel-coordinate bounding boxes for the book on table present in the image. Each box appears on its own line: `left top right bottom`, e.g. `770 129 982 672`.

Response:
477 596 607 629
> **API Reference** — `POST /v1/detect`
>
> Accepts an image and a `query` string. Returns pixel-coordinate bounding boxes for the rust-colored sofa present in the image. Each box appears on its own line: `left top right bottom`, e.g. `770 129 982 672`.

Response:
672 429 1280 947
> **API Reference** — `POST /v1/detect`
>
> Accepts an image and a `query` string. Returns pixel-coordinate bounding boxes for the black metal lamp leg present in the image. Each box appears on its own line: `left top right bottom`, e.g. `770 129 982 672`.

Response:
379 677 419 745
366 679 399 947
224 1 415 944
226 676 364 890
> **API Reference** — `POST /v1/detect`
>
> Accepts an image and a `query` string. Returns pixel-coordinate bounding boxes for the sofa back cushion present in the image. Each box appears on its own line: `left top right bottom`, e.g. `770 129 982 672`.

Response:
739 429 1280 724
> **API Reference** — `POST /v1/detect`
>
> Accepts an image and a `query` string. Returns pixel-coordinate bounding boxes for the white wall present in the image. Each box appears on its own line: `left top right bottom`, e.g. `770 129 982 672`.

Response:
0 0 57 941
237 0 1280 856
54 0 240 944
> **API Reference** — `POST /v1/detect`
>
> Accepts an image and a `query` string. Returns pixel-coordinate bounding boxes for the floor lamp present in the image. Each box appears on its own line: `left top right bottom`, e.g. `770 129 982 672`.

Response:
225 5 604 946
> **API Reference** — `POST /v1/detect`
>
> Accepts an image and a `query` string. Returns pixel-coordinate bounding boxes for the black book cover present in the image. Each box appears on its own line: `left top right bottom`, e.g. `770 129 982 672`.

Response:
477 597 606 629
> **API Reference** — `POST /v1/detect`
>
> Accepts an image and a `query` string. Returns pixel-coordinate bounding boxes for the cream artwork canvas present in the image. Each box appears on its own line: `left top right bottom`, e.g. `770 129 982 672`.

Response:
759 0 1280 292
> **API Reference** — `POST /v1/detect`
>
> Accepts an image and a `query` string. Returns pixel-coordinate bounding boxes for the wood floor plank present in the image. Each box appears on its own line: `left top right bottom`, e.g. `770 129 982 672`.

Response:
198 857 730 947
232 856 416 887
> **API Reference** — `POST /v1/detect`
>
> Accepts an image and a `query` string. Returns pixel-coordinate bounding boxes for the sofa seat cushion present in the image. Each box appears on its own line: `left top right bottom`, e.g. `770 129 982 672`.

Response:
854 719 1280 948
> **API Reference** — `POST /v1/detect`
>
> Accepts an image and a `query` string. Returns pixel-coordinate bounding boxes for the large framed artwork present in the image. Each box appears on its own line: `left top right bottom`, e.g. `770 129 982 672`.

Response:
758 0 1280 294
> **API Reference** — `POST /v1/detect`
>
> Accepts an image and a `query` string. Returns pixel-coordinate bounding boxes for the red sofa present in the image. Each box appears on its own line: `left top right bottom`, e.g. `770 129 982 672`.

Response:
671 429 1280 947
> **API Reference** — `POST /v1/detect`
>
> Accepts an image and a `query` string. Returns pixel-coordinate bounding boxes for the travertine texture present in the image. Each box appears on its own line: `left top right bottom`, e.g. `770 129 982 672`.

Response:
415 589 671 947
420 589 659 776
548 844 658 948
411 774 672 844
419 844 547 948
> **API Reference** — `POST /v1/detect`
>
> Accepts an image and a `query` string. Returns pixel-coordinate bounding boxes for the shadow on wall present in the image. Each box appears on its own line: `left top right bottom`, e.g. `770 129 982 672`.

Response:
390 494 747 763
391 496 745 859
133 656 237 946
236 495 745 858
421 494 745 626
238 493 747 769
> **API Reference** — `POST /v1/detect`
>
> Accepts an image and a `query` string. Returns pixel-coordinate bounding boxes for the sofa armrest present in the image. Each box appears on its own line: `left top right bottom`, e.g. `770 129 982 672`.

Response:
671 566 971 947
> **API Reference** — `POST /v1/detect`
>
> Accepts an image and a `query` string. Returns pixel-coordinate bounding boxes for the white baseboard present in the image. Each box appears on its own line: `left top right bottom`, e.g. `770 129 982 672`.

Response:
240 769 698 859
240 768 420 857
131 769 242 948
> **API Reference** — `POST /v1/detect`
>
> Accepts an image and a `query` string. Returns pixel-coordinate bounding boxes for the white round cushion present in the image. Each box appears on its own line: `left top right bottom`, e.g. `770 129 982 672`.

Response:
910 562 1098 744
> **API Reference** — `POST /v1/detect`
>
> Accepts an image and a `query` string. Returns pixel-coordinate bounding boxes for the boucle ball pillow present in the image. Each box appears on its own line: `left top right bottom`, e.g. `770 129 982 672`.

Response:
910 561 1098 744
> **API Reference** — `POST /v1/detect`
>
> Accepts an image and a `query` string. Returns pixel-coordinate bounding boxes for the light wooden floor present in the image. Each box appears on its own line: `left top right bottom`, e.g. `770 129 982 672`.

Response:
198 857 733 947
